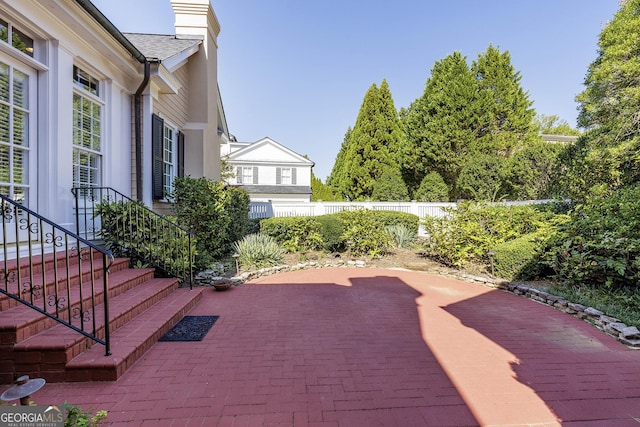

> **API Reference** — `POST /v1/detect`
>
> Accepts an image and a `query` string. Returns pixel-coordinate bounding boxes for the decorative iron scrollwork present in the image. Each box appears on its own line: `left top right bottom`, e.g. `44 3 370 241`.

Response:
18 217 39 234
45 232 63 247
69 246 89 260
22 281 42 298
72 307 91 322
48 295 66 310
1 201 15 221
1 269 16 283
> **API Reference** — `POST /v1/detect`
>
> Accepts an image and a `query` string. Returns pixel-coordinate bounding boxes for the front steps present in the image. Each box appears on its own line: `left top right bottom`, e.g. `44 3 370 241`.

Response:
0 251 203 384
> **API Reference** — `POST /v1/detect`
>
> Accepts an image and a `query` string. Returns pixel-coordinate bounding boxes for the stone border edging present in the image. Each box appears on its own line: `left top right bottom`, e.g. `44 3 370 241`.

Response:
194 260 640 349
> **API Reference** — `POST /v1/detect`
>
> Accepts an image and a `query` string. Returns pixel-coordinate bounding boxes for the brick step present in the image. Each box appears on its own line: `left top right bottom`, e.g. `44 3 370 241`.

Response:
0 257 130 311
12 277 184 382
0 267 154 344
1 247 109 280
65 287 204 382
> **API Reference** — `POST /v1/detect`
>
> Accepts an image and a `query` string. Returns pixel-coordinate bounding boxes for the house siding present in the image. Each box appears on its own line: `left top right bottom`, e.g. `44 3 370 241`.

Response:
154 65 189 128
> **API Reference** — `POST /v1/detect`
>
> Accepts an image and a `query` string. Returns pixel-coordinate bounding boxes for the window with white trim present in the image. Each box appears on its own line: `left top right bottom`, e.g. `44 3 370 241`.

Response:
163 122 176 197
152 114 183 200
236 166 258 184
0 19 34 57
0 59 33 205
72 66 102 188
276 167 296 185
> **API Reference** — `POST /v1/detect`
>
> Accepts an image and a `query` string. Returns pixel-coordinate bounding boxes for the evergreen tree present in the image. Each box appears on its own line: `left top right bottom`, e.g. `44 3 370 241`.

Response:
311 172 338 201
413 172 449 202
371 170 409 201
472 44 537 157
401 52 480 196
569 0 640 198
339 79 403 200
456 154 505 201
326 127 352 200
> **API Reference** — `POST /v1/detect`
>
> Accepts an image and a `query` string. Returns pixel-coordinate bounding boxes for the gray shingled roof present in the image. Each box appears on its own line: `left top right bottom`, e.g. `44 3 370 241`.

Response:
123 33 202 61
237 185 312 195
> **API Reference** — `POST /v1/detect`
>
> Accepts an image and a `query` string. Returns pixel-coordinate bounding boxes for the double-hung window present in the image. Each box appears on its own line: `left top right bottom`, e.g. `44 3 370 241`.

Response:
152 114 183 200
72 66 102 189
0 20 36 206
276 167 296 185
236 166 258 185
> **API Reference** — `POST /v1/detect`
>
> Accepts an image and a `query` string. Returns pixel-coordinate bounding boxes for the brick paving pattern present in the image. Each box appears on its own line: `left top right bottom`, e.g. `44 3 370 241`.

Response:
24 268 640 426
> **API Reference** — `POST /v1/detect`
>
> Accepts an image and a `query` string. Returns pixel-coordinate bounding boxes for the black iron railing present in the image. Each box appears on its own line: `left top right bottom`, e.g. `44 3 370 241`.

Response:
72 187 193 289
0 194 114 356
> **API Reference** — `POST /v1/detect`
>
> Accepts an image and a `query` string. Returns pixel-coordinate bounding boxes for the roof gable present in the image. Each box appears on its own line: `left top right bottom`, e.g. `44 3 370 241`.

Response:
228 137 314 166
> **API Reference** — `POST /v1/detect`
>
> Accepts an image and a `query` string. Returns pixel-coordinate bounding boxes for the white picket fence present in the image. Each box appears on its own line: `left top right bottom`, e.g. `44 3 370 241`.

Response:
248 200 555 236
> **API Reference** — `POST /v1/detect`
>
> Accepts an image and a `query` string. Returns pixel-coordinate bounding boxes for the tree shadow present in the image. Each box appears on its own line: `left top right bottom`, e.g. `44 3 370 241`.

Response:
442 289 640 426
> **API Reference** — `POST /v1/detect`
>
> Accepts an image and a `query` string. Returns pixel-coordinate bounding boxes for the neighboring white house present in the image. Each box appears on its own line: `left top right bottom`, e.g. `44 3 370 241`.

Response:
0 0 225 236
222 137 314 202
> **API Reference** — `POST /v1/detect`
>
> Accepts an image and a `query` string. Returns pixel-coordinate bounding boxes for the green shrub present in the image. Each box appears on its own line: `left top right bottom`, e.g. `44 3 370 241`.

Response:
233 233 284 269
334 210 419 236
224 186 250 247
63 403 107 426
386 224 416 248
338 209 392 258
316 215 344 251
94 200 194 278
545 184 640 289
492 233 546 281
260 216 324 252
414 172 449 202
423 201 561 268
171 177 250 269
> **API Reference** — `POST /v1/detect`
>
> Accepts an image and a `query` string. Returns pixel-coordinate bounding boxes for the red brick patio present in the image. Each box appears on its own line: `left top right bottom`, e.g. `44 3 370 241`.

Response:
16 268 640 426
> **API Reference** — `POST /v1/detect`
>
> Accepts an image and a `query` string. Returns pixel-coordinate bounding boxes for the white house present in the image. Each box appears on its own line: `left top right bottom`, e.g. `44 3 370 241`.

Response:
0 0 225 235
222 137 314 202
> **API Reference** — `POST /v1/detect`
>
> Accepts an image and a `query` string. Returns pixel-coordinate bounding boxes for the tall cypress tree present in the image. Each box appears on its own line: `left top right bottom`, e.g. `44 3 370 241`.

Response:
337 79 403 200
401 51 480 198
471 44 537 157
327 127 352 199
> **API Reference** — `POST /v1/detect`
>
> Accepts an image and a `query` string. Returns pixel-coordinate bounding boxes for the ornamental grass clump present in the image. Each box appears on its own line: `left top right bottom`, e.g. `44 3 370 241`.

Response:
386 224 416 248
233 233 285 270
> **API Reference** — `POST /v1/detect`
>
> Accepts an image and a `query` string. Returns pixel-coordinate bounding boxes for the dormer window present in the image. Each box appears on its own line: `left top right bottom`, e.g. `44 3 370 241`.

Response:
0 20 34 57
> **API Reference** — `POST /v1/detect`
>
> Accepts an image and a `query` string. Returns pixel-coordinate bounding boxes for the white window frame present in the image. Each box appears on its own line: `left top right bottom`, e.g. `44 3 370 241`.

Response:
0 56 36 207
72 66 103 189
162 121 178 199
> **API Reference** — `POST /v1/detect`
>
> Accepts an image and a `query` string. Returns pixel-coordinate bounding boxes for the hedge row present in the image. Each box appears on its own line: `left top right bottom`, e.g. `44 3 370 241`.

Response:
260 210 419 257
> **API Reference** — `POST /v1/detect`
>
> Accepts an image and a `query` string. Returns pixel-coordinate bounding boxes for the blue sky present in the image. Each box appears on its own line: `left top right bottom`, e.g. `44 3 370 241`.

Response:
92 0 620 181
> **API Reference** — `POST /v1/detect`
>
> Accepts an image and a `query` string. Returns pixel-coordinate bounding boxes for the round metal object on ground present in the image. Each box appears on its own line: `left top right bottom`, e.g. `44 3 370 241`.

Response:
1 375 46 402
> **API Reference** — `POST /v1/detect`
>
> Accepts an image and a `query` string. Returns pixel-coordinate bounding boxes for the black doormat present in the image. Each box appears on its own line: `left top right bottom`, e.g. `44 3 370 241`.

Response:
159 315 219 342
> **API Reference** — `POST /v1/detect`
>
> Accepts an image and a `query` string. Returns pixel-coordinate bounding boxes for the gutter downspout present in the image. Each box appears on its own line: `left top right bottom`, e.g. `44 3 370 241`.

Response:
134 62 151 201
75 0 156 201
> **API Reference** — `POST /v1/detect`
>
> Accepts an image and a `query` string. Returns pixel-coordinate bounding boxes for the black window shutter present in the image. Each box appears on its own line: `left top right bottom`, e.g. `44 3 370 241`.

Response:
292 168 297 185
276 167 281 185
252 166 258 184
177 131 185 178
152 114 164 199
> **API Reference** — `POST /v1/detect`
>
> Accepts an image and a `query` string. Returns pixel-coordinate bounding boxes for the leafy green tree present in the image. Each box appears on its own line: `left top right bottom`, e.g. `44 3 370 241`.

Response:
401 52 480 196
413 171 449 202
334 79 403 200
371 170 409 201
568 0 640 199
534 114 581 136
